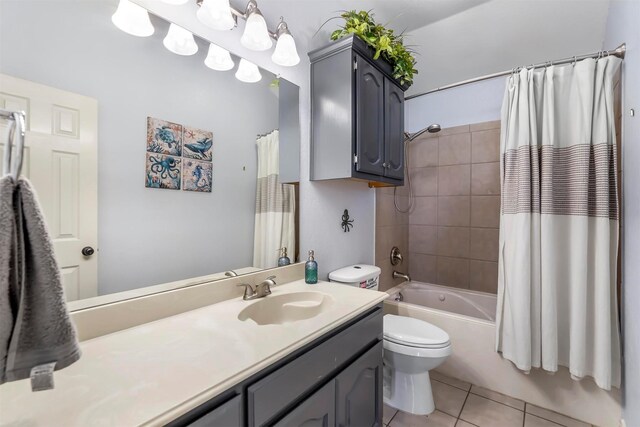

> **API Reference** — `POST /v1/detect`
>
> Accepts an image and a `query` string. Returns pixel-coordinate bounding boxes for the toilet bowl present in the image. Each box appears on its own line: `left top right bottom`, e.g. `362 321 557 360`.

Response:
383 314 452 415
327 265 452 415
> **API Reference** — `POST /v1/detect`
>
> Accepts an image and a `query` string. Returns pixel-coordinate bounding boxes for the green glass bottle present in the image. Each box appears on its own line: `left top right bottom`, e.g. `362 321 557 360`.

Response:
305 250 318 284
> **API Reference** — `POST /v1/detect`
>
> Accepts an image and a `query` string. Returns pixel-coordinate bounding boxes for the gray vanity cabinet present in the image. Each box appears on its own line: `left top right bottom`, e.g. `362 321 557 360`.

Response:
309 35 406 186
171 306 383 427
273 380 336 427
335 342 383 427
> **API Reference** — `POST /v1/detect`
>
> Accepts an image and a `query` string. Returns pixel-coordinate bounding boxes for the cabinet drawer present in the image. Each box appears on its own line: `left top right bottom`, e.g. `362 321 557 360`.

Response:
248 308 382 426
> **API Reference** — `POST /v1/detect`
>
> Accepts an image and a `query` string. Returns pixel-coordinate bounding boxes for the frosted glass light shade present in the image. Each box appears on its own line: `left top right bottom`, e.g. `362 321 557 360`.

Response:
197 0 235 31
272 33 300 66
240 11 272 51
159 0 189 4
163 24 198 56
111 0 154 37
235 59 262 83
204 43 234 71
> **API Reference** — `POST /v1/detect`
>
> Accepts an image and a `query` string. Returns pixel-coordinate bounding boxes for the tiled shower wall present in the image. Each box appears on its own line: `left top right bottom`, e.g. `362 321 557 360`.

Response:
375 120 501 293
407 120 501 293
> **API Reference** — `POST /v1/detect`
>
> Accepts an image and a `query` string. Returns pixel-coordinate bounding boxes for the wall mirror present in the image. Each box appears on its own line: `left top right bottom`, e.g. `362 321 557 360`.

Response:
0 0 301 306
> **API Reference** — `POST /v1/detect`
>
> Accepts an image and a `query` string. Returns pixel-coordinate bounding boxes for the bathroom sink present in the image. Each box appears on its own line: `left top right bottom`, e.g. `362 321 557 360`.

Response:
238 292 334 325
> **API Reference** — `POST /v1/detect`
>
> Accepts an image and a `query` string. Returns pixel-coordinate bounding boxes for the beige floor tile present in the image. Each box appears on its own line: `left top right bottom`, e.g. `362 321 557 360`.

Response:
525 404 590 427
432 379 469 417
460 393 524 427
524 413 564 427
389 410 456 427
470 385 525 410
431 371 472 391
384 404 399 425
455 420 478 427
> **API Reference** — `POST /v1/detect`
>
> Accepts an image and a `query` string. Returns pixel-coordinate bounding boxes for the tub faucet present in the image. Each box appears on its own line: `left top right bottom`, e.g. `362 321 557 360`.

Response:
392 271 411 282
225 270 238 277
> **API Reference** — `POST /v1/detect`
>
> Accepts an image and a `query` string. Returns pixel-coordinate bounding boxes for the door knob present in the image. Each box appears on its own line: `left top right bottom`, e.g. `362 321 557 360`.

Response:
81 246 95 257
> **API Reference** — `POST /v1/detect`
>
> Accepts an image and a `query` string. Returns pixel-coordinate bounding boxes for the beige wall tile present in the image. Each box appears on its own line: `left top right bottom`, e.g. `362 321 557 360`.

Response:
470 120 501 132
437 196 470 227
409 225 438 254
410 196 438 225
438 124 470 136
469 260 498 294
437 256 470 288
471 128 500 163
460 394 524 427
409 253 437 283
437 227 470 258
410 167 438 196
469 228 499 261
471 196 501 228
472 162 500 195
376 225 408 261
439 133 471 166
410 137 439 168
438 165 471 196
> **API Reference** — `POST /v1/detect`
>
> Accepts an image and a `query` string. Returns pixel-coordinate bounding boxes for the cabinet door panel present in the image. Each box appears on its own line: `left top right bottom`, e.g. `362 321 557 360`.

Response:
274 380 336 427
187 394 241 427
384 80 405 180
335 342 383 427
355 55 385 176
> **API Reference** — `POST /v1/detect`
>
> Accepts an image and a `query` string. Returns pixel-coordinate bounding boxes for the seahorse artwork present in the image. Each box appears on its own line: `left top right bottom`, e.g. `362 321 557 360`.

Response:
182 159 213 192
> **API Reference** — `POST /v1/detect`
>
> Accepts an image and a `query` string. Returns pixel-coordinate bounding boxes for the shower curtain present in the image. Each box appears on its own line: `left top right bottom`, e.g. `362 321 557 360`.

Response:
253 130 296 269
496 56 621 390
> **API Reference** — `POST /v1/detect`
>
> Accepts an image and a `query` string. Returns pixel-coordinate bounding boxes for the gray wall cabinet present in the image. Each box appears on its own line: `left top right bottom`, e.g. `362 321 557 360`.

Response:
309 35 406 185
169 305 383 427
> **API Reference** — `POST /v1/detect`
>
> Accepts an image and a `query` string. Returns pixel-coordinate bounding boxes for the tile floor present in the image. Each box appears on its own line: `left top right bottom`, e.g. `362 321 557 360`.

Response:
383 371 593 427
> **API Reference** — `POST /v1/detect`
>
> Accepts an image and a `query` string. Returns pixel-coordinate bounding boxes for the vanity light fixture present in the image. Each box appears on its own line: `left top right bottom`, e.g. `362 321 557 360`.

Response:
204 43 235 71
196 0 235 31
111 0 154 37
271 19 300 67
235 58 262 83
240 1 272 51
163 23 199 56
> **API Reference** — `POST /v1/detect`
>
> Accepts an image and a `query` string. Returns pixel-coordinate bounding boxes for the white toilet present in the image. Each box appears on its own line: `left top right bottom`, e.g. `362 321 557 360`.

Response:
329 265 452 415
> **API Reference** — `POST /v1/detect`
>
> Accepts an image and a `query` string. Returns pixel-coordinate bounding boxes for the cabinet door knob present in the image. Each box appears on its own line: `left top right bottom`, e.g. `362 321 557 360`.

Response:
382 162 388 168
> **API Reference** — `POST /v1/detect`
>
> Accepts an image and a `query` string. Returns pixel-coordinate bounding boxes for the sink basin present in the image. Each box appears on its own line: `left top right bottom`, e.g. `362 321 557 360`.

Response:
238 292 335 325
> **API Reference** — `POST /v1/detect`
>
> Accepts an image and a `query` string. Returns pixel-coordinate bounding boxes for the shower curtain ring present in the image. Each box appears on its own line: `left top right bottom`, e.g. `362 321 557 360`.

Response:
572 56 577 66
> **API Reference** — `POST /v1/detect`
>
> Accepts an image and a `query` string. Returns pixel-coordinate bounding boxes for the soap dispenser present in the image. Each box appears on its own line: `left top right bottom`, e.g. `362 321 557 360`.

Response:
277 247 291 266
305 250 318 284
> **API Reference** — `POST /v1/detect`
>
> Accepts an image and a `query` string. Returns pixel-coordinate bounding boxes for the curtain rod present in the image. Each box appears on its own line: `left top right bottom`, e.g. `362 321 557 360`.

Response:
405 43 626 101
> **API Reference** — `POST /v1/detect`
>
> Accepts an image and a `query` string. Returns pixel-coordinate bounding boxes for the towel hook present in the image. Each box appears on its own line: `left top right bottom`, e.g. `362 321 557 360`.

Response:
0 109 26 180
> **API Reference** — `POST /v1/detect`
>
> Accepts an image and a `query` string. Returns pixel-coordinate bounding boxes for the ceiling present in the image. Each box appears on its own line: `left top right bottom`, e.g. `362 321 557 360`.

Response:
249 0 612 97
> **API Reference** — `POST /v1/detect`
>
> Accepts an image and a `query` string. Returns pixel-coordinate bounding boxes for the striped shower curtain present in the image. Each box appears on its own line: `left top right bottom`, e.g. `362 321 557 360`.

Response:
253 130 296 269
496 56 621 390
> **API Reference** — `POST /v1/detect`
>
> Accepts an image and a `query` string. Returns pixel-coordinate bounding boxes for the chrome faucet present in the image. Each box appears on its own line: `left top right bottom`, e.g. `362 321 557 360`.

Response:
392 271 411 282
237 276 277 300
225 270 239 277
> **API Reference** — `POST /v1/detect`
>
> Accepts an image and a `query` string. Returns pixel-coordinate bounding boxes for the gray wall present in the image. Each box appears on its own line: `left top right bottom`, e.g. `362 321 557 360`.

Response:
603 2 640 425
0 1 279 294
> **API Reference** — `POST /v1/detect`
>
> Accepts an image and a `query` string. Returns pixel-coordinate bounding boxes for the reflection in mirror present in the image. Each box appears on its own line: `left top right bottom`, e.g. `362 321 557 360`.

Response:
0 0 300 303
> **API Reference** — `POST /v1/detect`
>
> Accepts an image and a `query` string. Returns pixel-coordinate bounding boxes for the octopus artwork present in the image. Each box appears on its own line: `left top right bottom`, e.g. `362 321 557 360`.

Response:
145 153 181 190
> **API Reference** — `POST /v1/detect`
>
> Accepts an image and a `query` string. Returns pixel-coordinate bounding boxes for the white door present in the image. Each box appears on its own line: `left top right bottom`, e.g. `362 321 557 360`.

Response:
0 74 98 301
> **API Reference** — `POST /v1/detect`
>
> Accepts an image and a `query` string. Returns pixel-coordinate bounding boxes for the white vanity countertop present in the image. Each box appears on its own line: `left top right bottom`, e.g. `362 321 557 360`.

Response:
0 280 387 427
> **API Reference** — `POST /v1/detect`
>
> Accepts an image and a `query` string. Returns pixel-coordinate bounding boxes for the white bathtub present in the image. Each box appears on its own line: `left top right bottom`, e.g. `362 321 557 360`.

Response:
386 282 496 321
383 281 621 427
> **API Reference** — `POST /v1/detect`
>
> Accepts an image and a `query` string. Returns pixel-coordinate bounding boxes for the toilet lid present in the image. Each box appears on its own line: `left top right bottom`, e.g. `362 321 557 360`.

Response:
383 314 450 348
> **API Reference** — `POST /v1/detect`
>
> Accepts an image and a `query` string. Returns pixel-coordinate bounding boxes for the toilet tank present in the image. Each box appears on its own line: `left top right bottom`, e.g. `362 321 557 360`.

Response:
328 265 381 290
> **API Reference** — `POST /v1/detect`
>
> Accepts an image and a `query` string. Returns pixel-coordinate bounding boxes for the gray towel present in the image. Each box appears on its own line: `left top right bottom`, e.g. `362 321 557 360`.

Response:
1 176 81 385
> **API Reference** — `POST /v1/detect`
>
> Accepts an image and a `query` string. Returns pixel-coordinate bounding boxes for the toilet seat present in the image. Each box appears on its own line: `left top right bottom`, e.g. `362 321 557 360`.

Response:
383 314 450 348
383 337 452 358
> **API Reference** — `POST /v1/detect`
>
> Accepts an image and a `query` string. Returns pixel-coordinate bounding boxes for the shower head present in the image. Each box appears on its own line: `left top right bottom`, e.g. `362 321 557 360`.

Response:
404 123 441 142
